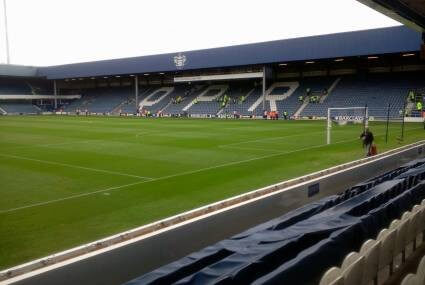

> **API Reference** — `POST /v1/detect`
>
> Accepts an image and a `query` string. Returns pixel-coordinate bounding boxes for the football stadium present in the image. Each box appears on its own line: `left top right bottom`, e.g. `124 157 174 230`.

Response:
1 0 425 284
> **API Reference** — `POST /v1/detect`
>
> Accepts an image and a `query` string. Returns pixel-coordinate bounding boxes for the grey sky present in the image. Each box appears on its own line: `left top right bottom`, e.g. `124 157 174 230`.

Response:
0 0 401 66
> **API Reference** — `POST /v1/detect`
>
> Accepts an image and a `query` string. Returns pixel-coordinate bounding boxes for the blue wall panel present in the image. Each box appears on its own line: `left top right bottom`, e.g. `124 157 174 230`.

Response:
37 26 422 79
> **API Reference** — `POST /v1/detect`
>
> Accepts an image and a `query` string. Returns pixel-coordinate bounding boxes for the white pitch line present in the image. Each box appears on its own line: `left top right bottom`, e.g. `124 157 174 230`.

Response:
0 153 153 180
0 180 148 214
135 130 160 137
2 140 94 151
0 137 358 214
219 145 283 152
1 127 422 214
218 130 326 147
219 125 424 149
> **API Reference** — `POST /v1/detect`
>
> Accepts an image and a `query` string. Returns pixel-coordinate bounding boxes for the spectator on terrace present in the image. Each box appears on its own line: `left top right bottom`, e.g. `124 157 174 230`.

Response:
360 128 374 156
409 91 415 102
306 88 311 96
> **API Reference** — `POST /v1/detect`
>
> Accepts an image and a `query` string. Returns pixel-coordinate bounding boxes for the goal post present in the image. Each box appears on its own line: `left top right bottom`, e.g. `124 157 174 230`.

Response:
327 106 368 144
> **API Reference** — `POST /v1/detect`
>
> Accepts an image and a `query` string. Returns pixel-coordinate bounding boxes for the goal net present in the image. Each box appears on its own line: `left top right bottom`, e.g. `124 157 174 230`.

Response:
327 107 368 144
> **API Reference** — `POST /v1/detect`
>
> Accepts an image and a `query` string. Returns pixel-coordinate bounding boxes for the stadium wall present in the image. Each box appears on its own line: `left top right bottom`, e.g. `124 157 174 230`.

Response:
3 141 425 285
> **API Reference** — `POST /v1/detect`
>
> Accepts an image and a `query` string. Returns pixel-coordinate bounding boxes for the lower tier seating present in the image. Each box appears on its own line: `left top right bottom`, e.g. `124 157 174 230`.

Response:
124 158 425 285
0 101 39 114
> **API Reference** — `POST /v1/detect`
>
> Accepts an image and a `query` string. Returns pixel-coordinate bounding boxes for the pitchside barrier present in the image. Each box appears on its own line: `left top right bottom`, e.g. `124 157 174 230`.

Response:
1 141 425 285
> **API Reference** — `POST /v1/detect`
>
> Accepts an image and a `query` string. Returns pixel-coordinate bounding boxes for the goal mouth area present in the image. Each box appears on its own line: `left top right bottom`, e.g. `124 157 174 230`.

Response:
331 116 365 126
327 107 369 144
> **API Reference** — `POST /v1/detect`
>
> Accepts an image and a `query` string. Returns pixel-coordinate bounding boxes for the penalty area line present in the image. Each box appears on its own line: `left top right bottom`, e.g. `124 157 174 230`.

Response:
0 153 153 180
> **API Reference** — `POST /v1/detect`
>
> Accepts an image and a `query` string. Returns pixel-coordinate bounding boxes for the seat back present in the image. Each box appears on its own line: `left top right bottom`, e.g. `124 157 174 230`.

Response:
342 255 365 285
320 267 342 285
360 239 380 285
378 228 396 270
329 276 344 285
417 204 425 233
416 256 425 283
395 219 409 255
342 252 360 270
406 210 419 246
412 205 423 235
390 219 400 230
401 273 419 285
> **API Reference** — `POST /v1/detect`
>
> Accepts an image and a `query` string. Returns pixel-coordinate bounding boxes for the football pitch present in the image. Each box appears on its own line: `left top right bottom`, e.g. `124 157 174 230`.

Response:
0 115 424 270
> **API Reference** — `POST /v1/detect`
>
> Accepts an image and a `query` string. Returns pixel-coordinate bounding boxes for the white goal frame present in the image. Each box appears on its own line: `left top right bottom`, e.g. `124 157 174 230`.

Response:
327 107 369 144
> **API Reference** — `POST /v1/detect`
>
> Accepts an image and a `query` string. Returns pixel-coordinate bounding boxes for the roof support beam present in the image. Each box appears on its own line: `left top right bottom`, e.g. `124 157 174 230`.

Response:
356 0 425 32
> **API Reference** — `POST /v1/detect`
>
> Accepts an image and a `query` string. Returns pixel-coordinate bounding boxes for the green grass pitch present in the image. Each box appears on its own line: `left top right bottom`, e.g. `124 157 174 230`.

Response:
0 115 423 269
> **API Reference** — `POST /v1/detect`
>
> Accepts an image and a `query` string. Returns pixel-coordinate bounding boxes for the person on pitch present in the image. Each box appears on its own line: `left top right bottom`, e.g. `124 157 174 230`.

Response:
360 128 374 156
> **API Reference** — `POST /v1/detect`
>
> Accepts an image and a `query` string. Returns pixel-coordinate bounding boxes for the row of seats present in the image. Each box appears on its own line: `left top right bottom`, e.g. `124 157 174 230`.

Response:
0 101 40 114
2 73 423 116
320 198 425 285
124 158 425 285
0 79 52 95
301 75 425 118
64 86 134 113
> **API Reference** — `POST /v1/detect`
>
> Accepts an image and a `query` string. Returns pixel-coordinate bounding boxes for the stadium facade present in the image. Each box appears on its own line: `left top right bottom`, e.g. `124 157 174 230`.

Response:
0 26 424 119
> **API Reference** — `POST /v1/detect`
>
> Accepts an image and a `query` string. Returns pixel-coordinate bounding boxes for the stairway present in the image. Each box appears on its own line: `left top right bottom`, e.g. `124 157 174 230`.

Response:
320 77 340 103
293 99 309 117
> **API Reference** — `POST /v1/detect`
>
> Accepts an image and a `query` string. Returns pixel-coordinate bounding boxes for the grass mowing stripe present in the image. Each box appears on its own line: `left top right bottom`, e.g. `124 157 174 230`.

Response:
1 140 93 151
0 137 362 214
219 130 327 147
0 153 153 180
0 180 146 214
3 125 418 215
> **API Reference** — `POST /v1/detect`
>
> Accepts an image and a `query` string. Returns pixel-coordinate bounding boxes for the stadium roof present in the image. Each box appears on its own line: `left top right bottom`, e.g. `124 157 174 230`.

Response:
0 64 38 77
357 0 425 31
37 26 422 80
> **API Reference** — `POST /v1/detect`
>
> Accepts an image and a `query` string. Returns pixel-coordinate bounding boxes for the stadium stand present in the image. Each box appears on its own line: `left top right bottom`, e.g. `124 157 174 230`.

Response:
162 85 207 115
139 87 174 114
220 85 263 117
64 86 133 113
0 78 52 95
124 157 425 285
2 71 424 118
218 85 252 115
0 101 39 114
1 72 413 117
301 74 425 118
0 79 32 95
279 77 336 116
183 85 228 115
